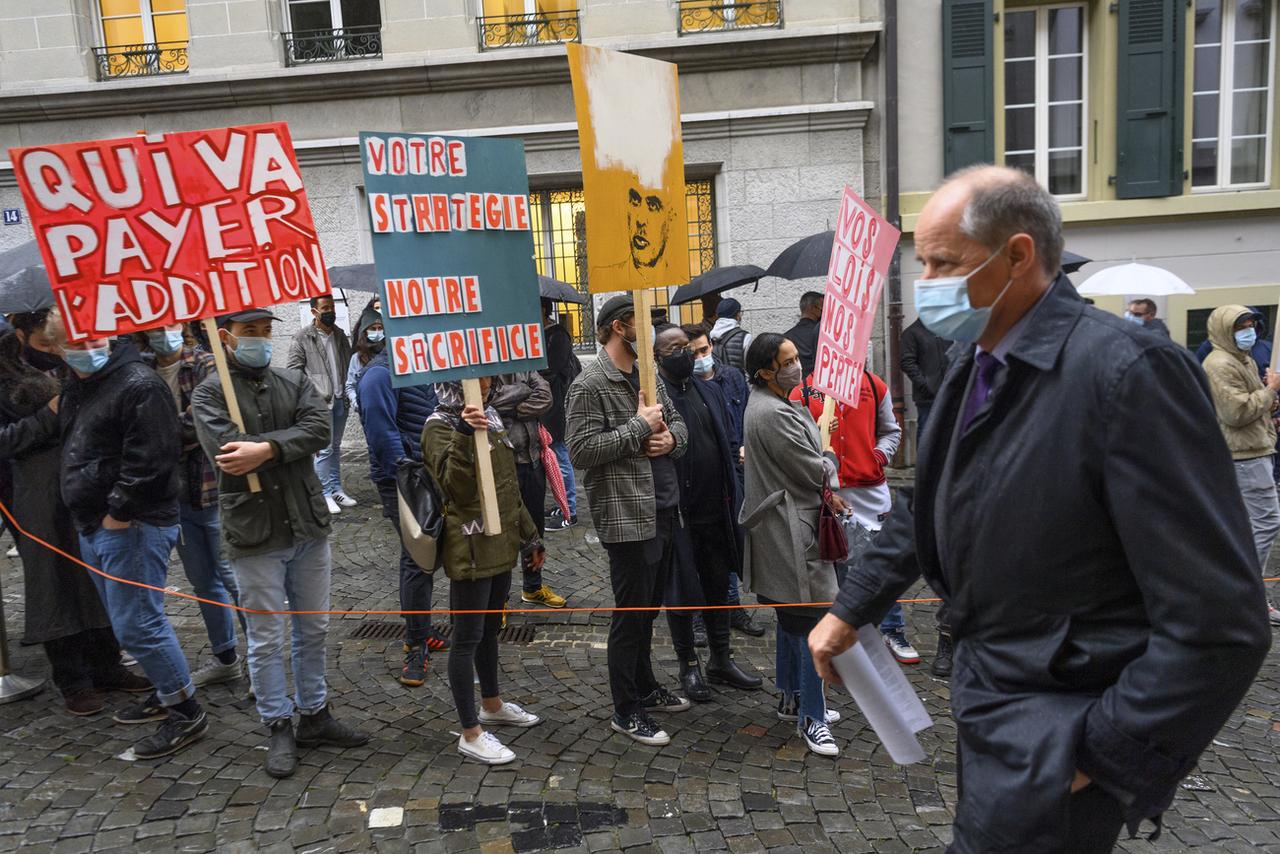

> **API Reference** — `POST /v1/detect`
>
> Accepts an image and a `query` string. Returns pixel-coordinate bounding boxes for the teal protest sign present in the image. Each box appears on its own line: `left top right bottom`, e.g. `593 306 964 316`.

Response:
360 132 545 386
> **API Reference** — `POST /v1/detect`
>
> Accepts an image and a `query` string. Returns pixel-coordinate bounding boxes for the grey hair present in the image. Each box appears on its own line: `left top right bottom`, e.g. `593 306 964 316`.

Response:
949 166 1064 278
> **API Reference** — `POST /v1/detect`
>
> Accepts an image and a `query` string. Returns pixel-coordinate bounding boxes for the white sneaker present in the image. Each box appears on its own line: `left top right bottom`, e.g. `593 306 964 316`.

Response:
190 657 244 687
324 494 341 515
800 717 840 757
457 731 516 765
478 701 541 728
5 545 16 558
1270 605 1280 627
883 630 921 664
333 491 357 508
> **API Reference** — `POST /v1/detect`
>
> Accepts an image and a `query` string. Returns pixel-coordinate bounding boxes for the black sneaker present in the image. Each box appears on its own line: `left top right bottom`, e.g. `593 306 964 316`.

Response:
426 626 452 653
545 508 577 531
776 693 799 722
133 708 208 759
641 687 692 713
400 642 426 687
930 633 954 679
113 694 168 726
730 608 766 637
610 712 670 746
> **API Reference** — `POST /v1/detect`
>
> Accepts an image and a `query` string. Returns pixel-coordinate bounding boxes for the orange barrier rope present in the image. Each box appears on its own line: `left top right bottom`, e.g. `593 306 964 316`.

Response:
3 497 1275 617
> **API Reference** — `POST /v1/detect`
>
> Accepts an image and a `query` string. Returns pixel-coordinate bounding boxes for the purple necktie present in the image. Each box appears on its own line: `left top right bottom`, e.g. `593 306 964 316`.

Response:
961 351 1002 432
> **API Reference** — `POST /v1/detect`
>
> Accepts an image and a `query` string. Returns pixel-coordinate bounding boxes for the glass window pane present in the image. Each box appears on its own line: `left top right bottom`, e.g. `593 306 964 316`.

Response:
1048 6 1083 55
153 13 188 43
1005 61 1035 105
1195 0 1222 44
1233 42 1270 89
1193 92 1221 137
1004 10 1036 59
1005 106 1035 152
340 0 381 29
1049 56 1082 101
102 16 144 46
1232 90 1267 135
1048 150 1082 195
100 0 142 17
1235 0 1271 41
1192 140 1220 185
289 0 333 30
151 0 186 12
1194 44 1222 90
1230 137 1266 183
1005 152 1036 176
1049 104 1082 148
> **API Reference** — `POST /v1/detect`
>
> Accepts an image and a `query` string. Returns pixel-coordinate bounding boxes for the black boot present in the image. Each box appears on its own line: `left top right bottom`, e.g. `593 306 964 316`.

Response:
706 651 763 690
930 633 954 679
730 608 766 637
296 705 371 749
265 718 297 779
679 659 712 703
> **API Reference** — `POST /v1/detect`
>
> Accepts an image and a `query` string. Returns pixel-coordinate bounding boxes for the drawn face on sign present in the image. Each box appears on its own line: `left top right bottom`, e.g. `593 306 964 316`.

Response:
627 186 672 269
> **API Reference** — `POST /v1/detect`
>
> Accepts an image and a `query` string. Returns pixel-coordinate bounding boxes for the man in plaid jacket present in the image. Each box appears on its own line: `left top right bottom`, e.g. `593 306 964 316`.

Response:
567 295 689 748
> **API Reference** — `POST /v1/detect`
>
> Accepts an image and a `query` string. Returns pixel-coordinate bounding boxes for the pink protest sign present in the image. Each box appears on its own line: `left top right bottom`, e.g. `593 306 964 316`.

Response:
812 186 901 407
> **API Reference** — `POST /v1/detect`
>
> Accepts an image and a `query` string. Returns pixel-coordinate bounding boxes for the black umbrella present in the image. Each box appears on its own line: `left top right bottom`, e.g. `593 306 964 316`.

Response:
0 241 44 281
326 263 378 293
0 265 53 314
765 231 835 280
1061 250 1091 274
539 275 587 304
670 264 766 306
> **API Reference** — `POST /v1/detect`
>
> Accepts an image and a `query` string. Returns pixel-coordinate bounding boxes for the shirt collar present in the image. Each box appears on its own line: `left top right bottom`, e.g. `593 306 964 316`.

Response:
976 278 1059 366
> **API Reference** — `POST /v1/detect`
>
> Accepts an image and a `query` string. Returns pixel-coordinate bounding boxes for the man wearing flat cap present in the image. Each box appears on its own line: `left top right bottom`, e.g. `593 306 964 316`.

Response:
194 308 369 780
567 295 690 747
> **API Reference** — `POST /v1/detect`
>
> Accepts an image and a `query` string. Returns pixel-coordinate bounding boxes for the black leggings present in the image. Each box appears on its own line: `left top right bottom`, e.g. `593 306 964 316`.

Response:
448 571 511 729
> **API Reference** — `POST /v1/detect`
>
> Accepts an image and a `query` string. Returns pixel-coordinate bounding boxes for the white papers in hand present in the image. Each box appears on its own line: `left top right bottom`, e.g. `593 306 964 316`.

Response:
830 624 933 764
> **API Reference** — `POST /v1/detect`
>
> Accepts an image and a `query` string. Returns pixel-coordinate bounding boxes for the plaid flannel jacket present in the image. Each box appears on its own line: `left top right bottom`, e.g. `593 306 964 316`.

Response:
565 352 687 544
177 347 219 509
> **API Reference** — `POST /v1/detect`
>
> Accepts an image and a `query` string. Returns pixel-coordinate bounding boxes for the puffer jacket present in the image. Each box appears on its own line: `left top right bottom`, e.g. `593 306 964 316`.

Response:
59 342 181 534
356 350 439 483
422 418 538 582
1203 303 1278 460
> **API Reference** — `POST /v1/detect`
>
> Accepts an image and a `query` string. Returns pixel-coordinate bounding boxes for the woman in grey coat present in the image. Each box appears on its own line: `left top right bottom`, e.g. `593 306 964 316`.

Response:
739 333 846 757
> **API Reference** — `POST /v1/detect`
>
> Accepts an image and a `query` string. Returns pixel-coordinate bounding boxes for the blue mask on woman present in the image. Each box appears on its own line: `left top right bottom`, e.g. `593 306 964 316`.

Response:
233 336 272 368
367 330 385 344
1236 328 1258 352
148 329 184 356
912 248 1012 343
63 346 110 375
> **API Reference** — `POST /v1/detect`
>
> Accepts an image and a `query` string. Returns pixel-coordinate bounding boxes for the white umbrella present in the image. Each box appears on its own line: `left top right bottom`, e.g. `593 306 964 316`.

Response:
1077 262 1195 297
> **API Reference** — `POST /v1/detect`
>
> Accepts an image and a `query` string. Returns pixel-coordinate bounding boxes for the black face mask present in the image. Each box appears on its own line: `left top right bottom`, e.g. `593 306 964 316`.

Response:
24 346 65 373
318 310 337 327
660 350 695 382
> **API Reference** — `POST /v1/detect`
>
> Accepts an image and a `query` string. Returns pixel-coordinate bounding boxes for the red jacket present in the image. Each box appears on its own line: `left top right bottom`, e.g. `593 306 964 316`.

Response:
790 372 889 489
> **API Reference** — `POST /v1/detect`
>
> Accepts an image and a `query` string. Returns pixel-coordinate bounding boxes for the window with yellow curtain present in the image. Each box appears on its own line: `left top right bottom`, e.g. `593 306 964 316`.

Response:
677 0 781 34
479 0 579 48
99 0 189 74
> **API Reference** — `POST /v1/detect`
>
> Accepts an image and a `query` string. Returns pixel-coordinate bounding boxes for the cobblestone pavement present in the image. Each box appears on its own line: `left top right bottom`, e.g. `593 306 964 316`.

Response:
2 458 1280 853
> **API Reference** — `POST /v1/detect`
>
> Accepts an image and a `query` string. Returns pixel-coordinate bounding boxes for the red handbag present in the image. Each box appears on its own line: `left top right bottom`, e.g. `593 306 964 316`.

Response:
817 487 848 562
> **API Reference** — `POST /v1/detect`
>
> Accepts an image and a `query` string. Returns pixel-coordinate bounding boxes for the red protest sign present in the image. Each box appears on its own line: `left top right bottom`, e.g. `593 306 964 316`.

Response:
9 122 329 341
812 186 901 408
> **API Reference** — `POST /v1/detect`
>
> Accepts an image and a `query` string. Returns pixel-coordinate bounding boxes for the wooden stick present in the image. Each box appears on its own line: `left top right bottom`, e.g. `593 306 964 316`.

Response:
632 289 658 405
201 318 262 494
463 377 503 537
817 395 836 452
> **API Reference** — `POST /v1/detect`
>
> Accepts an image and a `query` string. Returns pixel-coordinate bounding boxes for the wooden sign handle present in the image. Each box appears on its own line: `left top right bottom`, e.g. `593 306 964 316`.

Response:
463 377 503 537
632 289 658 406
201 318 262 494
817 395 836 453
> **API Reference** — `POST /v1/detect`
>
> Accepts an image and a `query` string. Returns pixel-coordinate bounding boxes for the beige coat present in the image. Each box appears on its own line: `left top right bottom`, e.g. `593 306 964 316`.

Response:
1203 304 1277 460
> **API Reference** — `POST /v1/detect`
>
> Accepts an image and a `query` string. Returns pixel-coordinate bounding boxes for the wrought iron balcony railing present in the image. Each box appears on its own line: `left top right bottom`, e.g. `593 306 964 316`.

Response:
91 41 188 80
677 0 783 34
477 9 581 51
282 25 382 66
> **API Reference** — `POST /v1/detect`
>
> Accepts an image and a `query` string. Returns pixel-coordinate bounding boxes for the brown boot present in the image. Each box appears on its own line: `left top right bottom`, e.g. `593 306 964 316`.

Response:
65 689 106 717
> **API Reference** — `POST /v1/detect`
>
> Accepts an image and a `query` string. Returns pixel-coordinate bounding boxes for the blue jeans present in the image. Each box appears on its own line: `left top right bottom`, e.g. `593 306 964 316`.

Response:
80 523 194 707
177 501 241 655
315 399 348 496
231 537 331 723
879 602 905 634
552 439 577 516
726 571 742 606
775 622 825 725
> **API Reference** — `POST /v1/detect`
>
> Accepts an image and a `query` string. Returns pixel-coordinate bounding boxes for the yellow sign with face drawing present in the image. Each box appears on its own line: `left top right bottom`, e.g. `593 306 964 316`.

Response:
567 44 691 294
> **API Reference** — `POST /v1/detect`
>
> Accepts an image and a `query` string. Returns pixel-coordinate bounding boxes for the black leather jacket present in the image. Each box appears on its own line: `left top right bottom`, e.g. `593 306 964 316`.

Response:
59 342 180 534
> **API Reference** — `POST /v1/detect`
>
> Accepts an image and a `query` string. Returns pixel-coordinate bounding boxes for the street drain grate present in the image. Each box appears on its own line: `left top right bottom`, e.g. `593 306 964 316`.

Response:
347 620 535 645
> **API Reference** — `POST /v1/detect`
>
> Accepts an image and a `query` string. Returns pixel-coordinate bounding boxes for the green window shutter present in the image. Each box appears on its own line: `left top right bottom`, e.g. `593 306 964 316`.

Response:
942 0 994 174
1115 0 1185 198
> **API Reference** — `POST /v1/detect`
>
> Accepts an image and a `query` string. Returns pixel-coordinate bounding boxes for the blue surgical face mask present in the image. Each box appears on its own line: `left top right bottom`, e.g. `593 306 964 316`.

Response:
693 354 715 376
912 248 1013 343
233 336 272 369
1236 328 1258 351
63 346 110 375
1123 311 1145 326
148 329 184 356
367 330 385 344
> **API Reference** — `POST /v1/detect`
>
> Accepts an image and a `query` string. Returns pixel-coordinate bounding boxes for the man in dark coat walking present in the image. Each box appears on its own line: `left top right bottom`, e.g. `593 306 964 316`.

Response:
809 166 1271 852
899 317 951 436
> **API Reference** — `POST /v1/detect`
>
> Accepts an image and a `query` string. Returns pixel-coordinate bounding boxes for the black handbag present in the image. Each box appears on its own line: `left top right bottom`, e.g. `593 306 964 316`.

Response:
394 459 445 572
